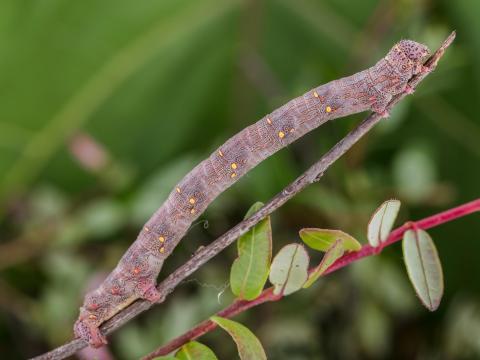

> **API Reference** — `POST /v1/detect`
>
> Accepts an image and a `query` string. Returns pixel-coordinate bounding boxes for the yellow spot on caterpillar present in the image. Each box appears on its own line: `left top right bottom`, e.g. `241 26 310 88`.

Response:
231 163 237 170
326 106 332 113
278 131 285 139
231 172 237 178
160 247 165 253
189 197 196 204
314 91 319 98
190 208 196 214
88 314 97 320
266 117 272 125
218 150 224 157
176 187 181 193
158 236 165 243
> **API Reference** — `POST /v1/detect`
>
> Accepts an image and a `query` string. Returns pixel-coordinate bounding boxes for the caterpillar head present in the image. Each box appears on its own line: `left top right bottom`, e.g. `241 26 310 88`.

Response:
398 40 430 62
386 40 430 75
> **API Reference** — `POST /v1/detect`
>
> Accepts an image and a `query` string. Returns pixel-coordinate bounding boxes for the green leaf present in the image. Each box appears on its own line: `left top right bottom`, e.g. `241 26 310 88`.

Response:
175 341 218 360
303 239 345 288
211 316 267 360
77 199 127 239
131 156 198 224
0 0 240 202
367 199 401 247
269 244 309 296
230 202 272 300
402 229 444 311
300 228 361 252
393 146 436 203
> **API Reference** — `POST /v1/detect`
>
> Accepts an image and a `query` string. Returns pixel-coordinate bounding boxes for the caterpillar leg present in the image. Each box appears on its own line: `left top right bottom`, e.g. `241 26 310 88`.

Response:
376 109 390 118
74 317 107 348
369 92 391 118
404 84 415 95
371 101 390 118
137 280 163 303
416 64 432 75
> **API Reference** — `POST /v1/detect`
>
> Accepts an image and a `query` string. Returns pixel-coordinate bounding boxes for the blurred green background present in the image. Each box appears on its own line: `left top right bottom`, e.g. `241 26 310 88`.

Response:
0 0 479 359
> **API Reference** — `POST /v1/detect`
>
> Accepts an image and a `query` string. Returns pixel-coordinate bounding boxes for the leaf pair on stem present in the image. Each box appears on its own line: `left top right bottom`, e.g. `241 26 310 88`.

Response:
367 199 443 311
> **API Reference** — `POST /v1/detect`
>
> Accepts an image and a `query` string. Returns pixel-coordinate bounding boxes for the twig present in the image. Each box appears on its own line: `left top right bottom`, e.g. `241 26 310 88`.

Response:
143 197 479 359
144 288 282 359
323 197 480 274
30 31 455 360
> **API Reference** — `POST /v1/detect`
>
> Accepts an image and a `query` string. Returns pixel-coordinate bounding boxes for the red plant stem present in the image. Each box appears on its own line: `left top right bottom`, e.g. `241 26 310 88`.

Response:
325 198 480 274
142 198 480 360
142 288 282 359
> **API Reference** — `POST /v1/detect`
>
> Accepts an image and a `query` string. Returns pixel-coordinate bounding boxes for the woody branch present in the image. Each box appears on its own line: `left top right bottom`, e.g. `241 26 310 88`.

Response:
30 31 456 360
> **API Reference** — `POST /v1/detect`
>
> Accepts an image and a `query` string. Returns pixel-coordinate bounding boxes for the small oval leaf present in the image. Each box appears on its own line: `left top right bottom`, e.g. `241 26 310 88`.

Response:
230 202 272 300
300 228 361 252
367 199 401 247
211 316 267 360
303 239 345 288
175 341 218 360
402 228 444 311
269 243 309 296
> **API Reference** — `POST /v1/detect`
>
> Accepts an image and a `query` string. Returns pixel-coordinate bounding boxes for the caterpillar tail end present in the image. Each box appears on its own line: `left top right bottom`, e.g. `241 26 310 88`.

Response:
74 317 108 348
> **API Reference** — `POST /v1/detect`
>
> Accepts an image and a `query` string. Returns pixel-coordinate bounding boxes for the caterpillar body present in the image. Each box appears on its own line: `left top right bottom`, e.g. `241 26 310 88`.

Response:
74 40 430 347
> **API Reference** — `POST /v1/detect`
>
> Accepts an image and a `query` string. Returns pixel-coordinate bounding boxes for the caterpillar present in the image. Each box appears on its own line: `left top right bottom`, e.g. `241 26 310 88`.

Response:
74 39 430 347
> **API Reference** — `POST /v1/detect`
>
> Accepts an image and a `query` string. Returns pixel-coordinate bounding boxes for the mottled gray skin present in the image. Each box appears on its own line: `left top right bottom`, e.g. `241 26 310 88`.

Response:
74 40 430 347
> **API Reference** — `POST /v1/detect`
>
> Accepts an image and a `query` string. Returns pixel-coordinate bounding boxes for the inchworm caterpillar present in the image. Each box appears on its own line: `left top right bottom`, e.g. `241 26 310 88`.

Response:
74 39 430 347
